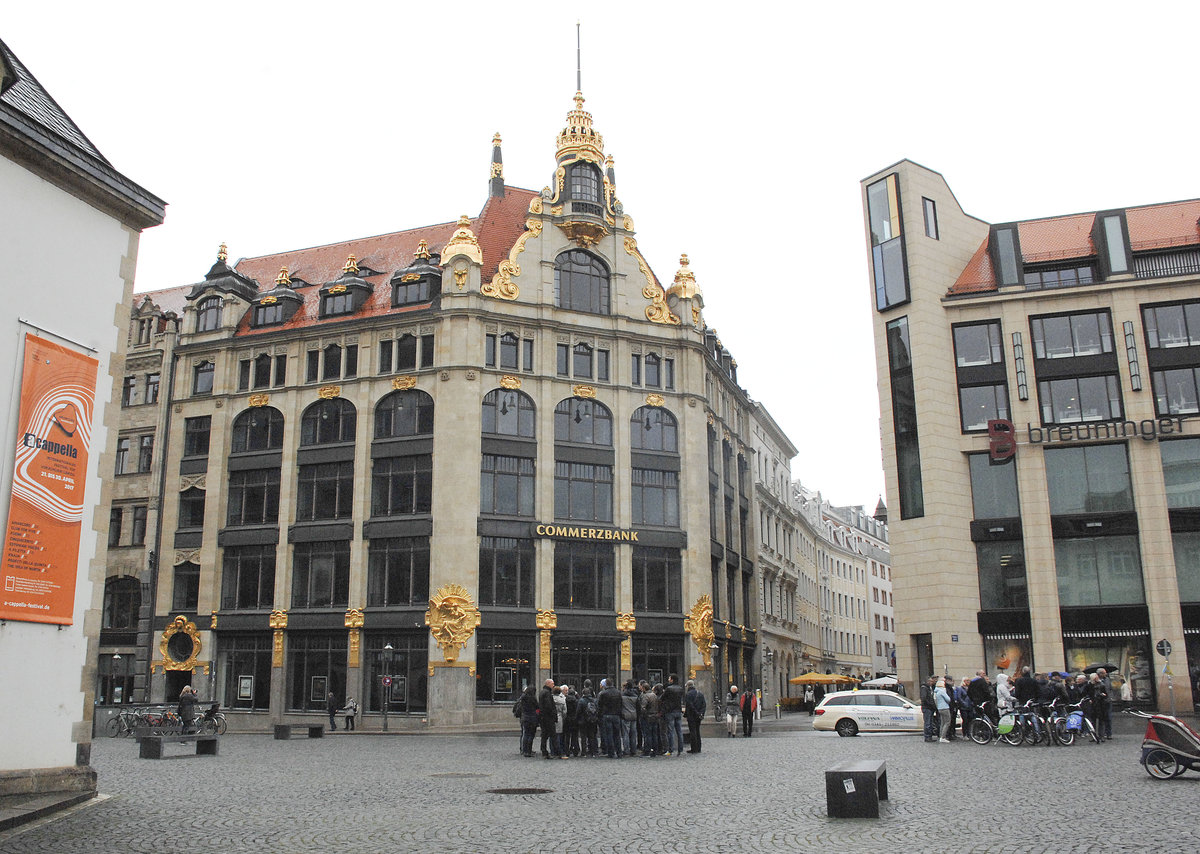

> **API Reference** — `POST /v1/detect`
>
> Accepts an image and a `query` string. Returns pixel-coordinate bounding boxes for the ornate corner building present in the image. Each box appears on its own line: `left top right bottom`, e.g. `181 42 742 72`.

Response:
98 94 764 728
863 160 1200 713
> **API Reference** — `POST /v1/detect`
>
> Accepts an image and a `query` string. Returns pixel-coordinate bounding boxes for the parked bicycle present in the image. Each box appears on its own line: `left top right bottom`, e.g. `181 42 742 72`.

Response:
199 703 227 735
105 707 139 738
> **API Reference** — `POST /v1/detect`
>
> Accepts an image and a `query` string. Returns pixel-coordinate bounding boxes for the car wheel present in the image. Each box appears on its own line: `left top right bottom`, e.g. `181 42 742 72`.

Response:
834 719 859 738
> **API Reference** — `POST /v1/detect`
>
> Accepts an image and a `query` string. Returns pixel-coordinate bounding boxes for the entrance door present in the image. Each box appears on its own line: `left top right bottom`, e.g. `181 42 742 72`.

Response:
551 637 618 691
913 633 934 685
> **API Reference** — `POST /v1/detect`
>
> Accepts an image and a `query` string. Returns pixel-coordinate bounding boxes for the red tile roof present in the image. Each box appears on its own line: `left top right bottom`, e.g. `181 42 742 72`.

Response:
178 186 538 337
948 199 1200 296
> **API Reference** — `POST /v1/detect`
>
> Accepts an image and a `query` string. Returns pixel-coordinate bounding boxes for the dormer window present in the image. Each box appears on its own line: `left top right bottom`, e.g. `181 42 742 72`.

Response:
196 297 221 332
393 275 433 307
254 303 285 326
321 289 354 317
1093 210 1131 278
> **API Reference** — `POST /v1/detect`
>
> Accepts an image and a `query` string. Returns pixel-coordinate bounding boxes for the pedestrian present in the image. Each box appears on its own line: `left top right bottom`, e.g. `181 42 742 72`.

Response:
684 679 706 753
577 684 599 757
995 673 1014 715
1096 668 1114 739
518 684 539 757
934 678 951 743
920 676 937 741
635 680 650 754
178 685 198 734
562 684 579 756
661 674 685 756
725 684 740 737
804 685 815 716
326 690 338 732
620 680 639 756
538 678 559 759
1086 673 1109 743
954 677 973 737
552 686 568 758
640 681 661 757
739 686 757 737
597 678 624 758
343 696 358 731
943 674 958 739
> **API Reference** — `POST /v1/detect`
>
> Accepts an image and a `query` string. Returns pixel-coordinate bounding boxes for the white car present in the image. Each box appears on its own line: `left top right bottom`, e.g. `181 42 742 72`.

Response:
812 689 923 737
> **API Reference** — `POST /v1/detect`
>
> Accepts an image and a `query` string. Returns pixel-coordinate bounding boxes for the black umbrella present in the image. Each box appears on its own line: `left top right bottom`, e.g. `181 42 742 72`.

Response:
1083 663 1120 674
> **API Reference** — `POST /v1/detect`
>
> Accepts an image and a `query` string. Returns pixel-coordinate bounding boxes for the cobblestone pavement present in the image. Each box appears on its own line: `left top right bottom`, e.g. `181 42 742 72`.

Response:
2 720 1197 854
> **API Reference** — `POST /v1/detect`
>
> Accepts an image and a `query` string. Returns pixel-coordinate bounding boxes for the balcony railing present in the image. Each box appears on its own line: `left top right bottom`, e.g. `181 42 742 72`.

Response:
1134 248 1200 280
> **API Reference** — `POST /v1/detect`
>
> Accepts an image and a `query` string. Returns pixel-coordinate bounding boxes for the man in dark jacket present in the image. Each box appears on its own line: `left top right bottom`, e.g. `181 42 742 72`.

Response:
920 676 937 741
1013 666 1041 738
596 678 624 758
561 685 579 756
684 680 707 753
620 681 639 756
661 674 685 756
967 670 994 720
739 688 757 737
537 678 559 759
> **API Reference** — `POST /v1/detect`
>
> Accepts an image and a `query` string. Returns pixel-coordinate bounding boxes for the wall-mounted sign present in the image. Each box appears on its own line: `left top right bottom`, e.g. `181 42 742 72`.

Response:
0 335 98 625
989 416 1191 462
533 523 642 542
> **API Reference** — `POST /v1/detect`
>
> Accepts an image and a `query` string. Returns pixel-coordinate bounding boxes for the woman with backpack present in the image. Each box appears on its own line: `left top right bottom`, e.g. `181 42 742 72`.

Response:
576 685 599 757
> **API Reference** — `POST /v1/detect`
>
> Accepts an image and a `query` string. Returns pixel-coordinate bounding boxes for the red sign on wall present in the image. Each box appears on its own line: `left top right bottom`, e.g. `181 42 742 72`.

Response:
0 334 99 625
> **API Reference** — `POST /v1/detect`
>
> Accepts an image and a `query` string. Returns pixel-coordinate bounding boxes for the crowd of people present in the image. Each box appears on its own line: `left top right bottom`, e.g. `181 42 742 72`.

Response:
514 674 757 758
918 666 1117 743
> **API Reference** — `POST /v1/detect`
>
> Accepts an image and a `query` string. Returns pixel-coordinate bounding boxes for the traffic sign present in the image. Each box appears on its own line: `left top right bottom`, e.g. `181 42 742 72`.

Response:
1157 639 1172 657
382 676 392 686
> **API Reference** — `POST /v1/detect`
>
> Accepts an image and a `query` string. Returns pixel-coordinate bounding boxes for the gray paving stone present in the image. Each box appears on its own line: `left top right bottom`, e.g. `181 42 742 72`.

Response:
0 721 1196 854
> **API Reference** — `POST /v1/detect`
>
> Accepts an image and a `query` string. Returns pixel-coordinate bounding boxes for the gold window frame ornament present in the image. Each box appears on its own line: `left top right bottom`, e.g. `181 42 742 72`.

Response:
156 615 206 673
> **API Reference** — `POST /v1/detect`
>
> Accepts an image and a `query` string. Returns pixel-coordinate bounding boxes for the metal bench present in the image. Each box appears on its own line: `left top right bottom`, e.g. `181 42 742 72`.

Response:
273 724 325 739
825 760 888 818
139 733 219 759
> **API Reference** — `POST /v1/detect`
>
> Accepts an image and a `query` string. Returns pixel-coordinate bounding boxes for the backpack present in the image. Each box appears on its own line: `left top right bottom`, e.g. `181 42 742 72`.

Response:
512 696 522 719
579 695 598 724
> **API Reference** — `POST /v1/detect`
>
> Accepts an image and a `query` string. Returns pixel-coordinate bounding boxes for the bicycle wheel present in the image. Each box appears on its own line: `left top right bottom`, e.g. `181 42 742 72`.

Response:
215 716 227 735
106 717 121 738
1056 721 1075 746
1084 720 1102 744
1143 749 1178 779
1022 718 1042 745
200 718 217 735
968 718 993 745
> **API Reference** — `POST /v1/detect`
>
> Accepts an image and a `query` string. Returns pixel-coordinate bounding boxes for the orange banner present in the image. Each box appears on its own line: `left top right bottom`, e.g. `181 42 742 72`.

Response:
1 334 99 625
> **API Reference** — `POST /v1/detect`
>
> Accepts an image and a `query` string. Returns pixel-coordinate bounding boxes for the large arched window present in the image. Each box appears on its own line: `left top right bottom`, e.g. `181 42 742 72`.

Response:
554 250 610 315
102 576 141 630
375 389 434 439
300 399 357 446
481 389 536 437
196 296 221 332
230 407 285 453
554 398 612 446
631 406 678 452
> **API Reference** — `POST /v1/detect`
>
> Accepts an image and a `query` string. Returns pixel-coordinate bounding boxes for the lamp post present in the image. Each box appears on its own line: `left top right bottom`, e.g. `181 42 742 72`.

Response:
380 643 394 732
761 648 775 720
710 642 721 721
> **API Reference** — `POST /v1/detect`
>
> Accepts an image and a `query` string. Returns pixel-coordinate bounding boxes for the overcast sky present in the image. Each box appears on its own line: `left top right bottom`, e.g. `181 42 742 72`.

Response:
7 2 1198 508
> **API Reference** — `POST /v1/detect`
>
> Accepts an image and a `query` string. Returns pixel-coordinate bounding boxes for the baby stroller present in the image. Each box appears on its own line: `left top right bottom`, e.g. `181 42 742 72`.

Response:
1131 711 1200 778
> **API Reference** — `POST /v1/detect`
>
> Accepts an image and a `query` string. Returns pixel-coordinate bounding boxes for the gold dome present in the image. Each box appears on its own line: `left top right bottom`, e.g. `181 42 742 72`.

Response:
668 253 703 301
555 91 604 165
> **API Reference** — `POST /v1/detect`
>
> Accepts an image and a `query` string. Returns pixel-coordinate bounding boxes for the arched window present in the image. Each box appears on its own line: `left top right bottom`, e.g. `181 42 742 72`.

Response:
102 576 141 630
230 407 285 453
481 389 535 437
196 296 221 332
375 389 434 439
554 398 612 446
300 399 357 446
630 406 678 452
554 251 610 315
568 162 602 209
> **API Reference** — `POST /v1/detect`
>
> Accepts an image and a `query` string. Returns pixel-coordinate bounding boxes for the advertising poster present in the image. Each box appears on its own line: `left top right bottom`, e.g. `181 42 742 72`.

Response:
0 334 98 625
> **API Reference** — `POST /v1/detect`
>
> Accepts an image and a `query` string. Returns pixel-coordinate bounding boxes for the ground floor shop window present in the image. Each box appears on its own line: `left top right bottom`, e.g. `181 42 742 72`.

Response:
287 632 347 711
476 631 535 704
1063 630 1153 705
983 634 1032 680
218 633 273 710
631 636 683 687
1185 630 1200 711
97 653 135 705
365 634 427 714
551 637 618 692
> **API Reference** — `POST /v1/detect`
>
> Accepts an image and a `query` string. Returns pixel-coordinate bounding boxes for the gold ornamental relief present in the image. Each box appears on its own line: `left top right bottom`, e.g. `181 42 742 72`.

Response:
623 237 680 326
684 595 715 669
556 220 609 249
535 609 558 631
260 295 278 305
645 394 664 407
441 215 483 266
348 629 361 668
620 636 632 671
328 284 348 295
425 584 482 664
391 376 418 391
529 196 543 215
540 630 552 665
344 608 365 629
157 615 203 673
484 218 541 301
210 611 218 630
272 630 284 668
572 384 596 399
269 609 288 630
616 613 636 634
499 375 522 390
454 267 468 290
318 385 341 400
248 393 270 407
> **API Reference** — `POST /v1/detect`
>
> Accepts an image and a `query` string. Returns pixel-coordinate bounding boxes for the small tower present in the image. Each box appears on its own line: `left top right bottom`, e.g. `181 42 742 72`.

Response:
489 132 505 199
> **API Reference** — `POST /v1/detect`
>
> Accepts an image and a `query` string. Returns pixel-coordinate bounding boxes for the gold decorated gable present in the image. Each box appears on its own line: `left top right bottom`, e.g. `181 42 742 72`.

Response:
484 218 542 301
623 237 680 326
425 584 481 664
684 595 715 669
441 215 482 266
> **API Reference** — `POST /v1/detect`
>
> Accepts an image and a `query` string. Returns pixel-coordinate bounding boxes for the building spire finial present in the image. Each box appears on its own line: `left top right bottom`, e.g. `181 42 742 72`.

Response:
217 242 228 263
576 20 582 93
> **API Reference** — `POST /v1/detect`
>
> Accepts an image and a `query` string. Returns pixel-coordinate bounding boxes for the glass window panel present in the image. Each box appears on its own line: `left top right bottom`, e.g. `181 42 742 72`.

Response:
1171 531 1200 602
1045 444 1132 515
1103 216 1128 273
954 323 1002 367
1152 368 1200 416
1161 439 1200 509
1054 536 1143 606
977 541 1027 609
969 454 1019 519
959 384 1009 431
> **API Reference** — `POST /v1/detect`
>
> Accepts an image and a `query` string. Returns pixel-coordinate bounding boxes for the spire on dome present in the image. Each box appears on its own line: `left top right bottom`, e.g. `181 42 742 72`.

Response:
217 242 228 262
556 91 604 165
669 254 703 301
490 131 505 199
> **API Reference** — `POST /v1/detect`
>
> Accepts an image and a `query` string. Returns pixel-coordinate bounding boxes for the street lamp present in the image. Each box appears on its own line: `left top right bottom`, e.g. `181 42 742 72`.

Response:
380 643 394 732
710 642 721 721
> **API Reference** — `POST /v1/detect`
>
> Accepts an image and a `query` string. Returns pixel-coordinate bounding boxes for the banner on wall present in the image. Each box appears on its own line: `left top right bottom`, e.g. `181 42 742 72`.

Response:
0 334 99 625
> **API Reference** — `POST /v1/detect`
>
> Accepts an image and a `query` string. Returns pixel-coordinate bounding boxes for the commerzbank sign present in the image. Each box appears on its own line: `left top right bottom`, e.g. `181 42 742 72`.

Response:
988 415 1191 461
533 523 642 542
